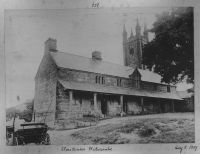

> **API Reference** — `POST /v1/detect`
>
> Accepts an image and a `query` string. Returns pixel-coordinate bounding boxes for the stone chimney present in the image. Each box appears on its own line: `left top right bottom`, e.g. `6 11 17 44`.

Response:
92 51 102 61
45 38 57 52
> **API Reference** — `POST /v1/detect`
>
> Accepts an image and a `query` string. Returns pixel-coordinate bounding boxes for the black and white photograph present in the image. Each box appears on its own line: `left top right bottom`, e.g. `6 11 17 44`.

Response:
3 1 197 152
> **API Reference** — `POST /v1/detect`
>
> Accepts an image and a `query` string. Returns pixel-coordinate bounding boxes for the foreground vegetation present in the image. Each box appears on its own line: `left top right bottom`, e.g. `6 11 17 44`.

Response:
70 116 194 144
48 113 194 144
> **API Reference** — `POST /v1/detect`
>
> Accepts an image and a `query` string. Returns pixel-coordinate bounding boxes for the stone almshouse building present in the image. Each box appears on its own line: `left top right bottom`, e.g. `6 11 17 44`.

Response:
34 21 181 127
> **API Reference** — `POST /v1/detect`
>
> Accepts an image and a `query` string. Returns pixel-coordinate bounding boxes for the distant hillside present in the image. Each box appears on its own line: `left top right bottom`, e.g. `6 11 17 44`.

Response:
6 99 33 121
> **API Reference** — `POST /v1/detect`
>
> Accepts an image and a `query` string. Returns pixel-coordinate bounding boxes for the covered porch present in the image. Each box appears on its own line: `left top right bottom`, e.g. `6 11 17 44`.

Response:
57 80 180 118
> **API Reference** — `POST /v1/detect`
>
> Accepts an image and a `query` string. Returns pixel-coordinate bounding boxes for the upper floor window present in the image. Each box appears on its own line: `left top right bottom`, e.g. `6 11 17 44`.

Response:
167 85 171 92
133 76 140 88
129 68 141 88
95 75 105 84
117 78 122 86
95 76 99 84
101 76 105 84
135 79 140 88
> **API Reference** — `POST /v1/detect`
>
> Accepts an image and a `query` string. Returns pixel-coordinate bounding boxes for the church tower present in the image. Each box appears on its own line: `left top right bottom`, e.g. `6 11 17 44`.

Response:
122 19 149 69
123 24 128 66
134 18 142 68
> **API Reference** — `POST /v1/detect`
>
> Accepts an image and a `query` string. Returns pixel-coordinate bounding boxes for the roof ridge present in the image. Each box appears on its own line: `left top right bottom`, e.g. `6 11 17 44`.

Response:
51 50 134 70
51 51 160 74
50 50 163 84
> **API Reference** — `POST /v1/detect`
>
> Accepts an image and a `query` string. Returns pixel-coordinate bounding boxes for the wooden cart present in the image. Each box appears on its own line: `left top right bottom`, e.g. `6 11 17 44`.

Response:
7 123 50 145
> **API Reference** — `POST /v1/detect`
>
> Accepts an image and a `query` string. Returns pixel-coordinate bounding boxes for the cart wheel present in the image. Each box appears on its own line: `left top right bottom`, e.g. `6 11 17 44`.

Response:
6 134 13 146
41 133 50 145
16 136 25 145
15 137 18 146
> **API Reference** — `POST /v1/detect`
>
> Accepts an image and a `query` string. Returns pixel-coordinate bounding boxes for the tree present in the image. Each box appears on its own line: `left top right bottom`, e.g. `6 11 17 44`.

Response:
21 99 34 122
143 7 194 84
6 99 34 122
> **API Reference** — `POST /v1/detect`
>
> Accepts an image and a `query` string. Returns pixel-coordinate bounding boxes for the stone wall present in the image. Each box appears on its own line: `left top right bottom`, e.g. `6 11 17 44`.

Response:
34 52 57 127
56 82 122 119
58 68 129 87
157 84 168 92
143 99 157 113
125 97 173 114
57 68 173 93
126 97 142 114
106 96 121 116
55 82 70 120
56 82 103 119
127 102 142 114
55 83 104 129
170 86 176 93
141 82 156 91
141 81 170 92
175 97 194 112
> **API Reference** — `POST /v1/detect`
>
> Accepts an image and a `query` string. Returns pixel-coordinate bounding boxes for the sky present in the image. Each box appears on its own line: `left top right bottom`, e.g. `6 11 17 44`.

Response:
5 8 193 108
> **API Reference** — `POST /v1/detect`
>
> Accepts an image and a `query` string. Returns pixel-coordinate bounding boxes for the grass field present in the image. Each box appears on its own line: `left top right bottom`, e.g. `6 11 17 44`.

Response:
49 113 194 144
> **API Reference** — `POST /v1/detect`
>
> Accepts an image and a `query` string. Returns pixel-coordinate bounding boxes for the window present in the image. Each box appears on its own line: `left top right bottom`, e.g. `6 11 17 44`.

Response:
134 77 140 88
95 76 101 84
95 76 98 83
167 86 171 92
101 76 105 84
95 75 105 84
117 78 122 86
98 76 101 83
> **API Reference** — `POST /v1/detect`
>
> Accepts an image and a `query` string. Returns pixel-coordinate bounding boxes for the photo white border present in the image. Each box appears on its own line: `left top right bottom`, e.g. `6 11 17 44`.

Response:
0 0 200 154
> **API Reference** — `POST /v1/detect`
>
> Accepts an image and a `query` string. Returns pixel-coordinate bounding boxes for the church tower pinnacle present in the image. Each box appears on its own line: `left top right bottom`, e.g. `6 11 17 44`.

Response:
130 28 133 37
135 18 141 37
122 19 147 69
123 24 127 43
123 24 128 66
135 18 142 68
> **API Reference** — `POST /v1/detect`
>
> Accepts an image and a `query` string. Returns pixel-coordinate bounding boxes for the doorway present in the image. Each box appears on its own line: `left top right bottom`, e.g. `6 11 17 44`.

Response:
123 98 127 113
160 102 169 113
101 96 107 115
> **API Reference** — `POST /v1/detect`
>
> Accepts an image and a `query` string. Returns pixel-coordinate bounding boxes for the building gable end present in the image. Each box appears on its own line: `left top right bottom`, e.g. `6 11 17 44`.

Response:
35 52 57 80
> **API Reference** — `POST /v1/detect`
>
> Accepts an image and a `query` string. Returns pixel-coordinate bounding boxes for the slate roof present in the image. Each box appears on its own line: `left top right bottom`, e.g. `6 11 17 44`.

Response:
50 51 164 84
58 80 182 100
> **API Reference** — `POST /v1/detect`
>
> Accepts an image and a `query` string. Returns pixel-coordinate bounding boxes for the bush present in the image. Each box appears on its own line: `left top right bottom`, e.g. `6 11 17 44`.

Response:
139 126 156 137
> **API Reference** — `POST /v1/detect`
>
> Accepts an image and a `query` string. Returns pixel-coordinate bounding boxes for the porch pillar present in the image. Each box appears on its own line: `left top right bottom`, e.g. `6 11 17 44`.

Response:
141 97 144 113
69 90 73 109
94 93 98 112
120 95 124 112
172 100 175 113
